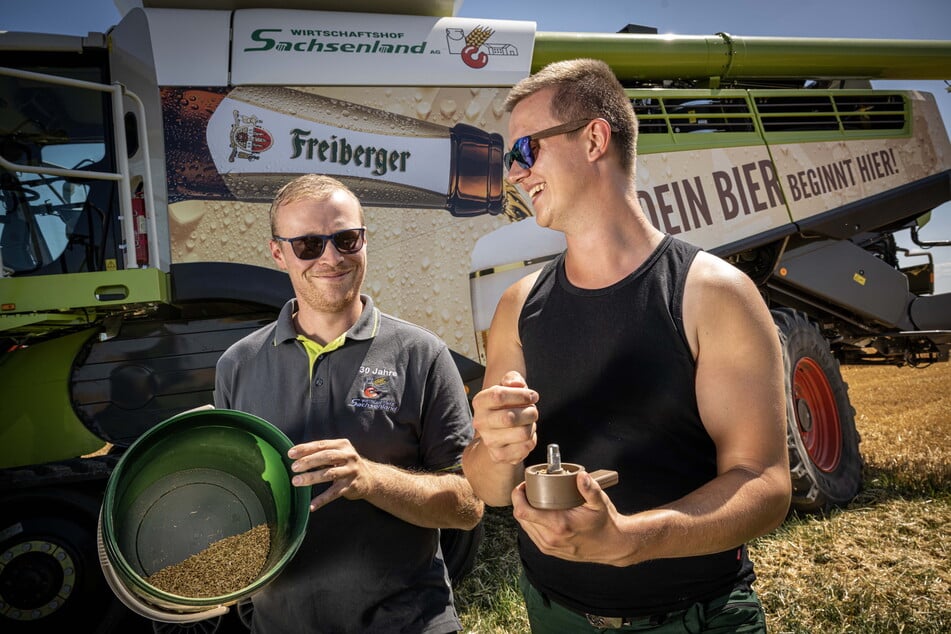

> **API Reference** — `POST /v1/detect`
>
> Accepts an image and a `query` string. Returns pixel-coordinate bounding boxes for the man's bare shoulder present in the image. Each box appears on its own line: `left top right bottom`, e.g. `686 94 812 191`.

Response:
683 250 773 349
686 250 763 305
690 250 749 283
498 269 544 315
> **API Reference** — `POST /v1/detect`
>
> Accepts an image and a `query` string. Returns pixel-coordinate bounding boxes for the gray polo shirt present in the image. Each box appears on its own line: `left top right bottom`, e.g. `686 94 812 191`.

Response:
215 295 471 634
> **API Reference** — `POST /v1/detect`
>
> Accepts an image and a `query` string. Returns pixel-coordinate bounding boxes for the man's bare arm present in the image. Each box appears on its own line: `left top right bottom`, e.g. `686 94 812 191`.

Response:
463 274 540 507
289 439 484 529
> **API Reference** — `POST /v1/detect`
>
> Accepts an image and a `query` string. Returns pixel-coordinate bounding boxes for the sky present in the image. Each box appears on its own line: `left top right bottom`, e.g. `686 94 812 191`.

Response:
4 0 950 293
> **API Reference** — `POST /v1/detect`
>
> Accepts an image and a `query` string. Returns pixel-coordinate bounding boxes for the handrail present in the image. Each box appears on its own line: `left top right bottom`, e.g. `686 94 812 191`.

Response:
123 90 160 267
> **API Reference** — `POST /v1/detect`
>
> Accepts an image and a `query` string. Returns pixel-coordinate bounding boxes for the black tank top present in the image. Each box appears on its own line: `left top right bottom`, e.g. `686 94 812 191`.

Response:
518 235 753 616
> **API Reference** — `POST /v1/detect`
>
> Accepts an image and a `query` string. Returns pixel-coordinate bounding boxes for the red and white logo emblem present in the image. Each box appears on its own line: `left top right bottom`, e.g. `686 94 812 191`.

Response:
229 111 273 162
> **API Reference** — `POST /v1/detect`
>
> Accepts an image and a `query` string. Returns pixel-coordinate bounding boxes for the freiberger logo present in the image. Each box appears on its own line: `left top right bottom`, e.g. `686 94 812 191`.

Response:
229 111 273 162
445 26 518 69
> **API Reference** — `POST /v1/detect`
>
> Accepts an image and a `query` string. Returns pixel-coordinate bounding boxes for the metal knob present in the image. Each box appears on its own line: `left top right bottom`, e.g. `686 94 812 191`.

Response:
546 443 564 474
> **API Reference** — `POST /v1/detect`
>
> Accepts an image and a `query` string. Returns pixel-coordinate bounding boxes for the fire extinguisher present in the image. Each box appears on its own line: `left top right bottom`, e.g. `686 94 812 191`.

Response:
132 184 148 267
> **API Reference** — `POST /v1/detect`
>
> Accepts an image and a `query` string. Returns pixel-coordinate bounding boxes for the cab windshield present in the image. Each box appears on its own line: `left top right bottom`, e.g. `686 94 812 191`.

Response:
0 62 119 275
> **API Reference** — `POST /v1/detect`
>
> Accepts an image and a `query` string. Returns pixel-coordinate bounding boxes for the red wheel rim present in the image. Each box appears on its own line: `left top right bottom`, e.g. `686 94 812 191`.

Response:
792 358 842 472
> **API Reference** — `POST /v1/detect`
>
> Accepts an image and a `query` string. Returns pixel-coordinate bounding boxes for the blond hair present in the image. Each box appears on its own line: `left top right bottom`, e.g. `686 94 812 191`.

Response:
269 174 365 235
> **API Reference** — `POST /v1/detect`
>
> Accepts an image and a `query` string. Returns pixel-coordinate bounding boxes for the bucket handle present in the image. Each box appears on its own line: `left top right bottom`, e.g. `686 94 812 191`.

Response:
97 509 230 624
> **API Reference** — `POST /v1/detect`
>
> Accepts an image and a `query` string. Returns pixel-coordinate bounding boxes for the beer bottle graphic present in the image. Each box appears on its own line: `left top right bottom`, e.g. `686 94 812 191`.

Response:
163 86 505 217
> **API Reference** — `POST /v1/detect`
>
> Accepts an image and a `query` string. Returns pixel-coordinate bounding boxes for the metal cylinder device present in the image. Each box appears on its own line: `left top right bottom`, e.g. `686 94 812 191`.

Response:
524 444 619 510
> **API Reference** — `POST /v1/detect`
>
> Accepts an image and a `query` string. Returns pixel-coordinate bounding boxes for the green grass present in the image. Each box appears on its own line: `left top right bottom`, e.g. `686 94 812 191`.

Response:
455 507 529 634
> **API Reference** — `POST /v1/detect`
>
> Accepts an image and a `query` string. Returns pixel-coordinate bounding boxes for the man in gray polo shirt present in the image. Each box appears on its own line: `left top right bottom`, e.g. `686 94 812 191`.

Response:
214 174 483 634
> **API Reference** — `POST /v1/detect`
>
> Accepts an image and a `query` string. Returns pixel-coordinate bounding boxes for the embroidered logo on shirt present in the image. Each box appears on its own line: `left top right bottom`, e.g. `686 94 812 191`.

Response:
361 376 389 399
351 370 399 412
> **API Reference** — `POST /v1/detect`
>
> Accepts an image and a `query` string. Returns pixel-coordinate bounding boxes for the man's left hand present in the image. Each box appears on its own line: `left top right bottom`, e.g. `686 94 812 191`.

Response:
512 471 632 566
289 438 376 511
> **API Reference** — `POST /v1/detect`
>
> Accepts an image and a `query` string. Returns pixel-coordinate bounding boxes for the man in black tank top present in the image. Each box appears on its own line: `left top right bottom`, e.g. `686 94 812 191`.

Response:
462 59 792 632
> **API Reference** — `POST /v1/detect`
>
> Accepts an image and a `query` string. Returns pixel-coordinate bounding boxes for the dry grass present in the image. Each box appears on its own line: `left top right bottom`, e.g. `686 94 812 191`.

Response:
457 363 951 633
841 364 951 495
753 363 951 633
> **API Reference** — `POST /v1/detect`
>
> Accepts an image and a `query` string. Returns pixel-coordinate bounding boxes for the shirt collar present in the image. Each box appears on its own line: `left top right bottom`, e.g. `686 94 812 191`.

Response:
272 295 379 345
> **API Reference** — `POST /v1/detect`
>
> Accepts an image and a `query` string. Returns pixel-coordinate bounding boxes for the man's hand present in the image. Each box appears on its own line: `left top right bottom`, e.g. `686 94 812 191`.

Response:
288 438 483 529
512 471 635 566
289 438 375 511
470 370 540 465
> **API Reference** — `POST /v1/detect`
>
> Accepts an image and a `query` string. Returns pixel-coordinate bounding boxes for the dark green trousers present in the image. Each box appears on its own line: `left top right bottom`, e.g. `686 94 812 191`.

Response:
519 571 767 633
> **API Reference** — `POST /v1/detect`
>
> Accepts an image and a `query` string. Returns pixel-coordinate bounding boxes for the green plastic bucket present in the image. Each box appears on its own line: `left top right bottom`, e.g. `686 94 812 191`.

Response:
98 408 310 621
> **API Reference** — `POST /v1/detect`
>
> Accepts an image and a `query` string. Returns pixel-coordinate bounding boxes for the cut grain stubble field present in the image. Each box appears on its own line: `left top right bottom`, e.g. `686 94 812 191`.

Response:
752 363 951 634
455 363 951 634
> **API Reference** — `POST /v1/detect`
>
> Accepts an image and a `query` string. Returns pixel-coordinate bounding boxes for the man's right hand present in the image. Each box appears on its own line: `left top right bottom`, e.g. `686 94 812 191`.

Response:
470 370 539 465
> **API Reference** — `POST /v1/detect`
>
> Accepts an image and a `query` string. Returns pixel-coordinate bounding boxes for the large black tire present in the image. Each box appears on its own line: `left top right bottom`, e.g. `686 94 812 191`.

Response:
0 489 108 633
772 308 863 513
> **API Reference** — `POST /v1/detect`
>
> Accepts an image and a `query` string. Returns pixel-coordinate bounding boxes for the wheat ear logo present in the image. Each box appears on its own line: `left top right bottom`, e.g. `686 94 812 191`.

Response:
445 26 496 69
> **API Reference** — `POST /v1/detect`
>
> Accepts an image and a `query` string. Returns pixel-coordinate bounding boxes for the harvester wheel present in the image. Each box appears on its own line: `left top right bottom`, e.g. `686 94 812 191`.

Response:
0 489 106 632
772 308 863 512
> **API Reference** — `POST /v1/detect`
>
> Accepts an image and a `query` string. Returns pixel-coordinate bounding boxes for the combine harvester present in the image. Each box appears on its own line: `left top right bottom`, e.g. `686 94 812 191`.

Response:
1 0 949 630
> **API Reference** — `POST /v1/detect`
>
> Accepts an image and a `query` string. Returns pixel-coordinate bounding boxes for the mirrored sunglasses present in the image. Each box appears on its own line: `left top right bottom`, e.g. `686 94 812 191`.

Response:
502 119 594 171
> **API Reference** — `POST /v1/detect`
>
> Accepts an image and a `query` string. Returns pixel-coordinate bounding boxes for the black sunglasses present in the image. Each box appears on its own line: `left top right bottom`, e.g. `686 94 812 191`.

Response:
502 119 595 171
272 227 366 260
